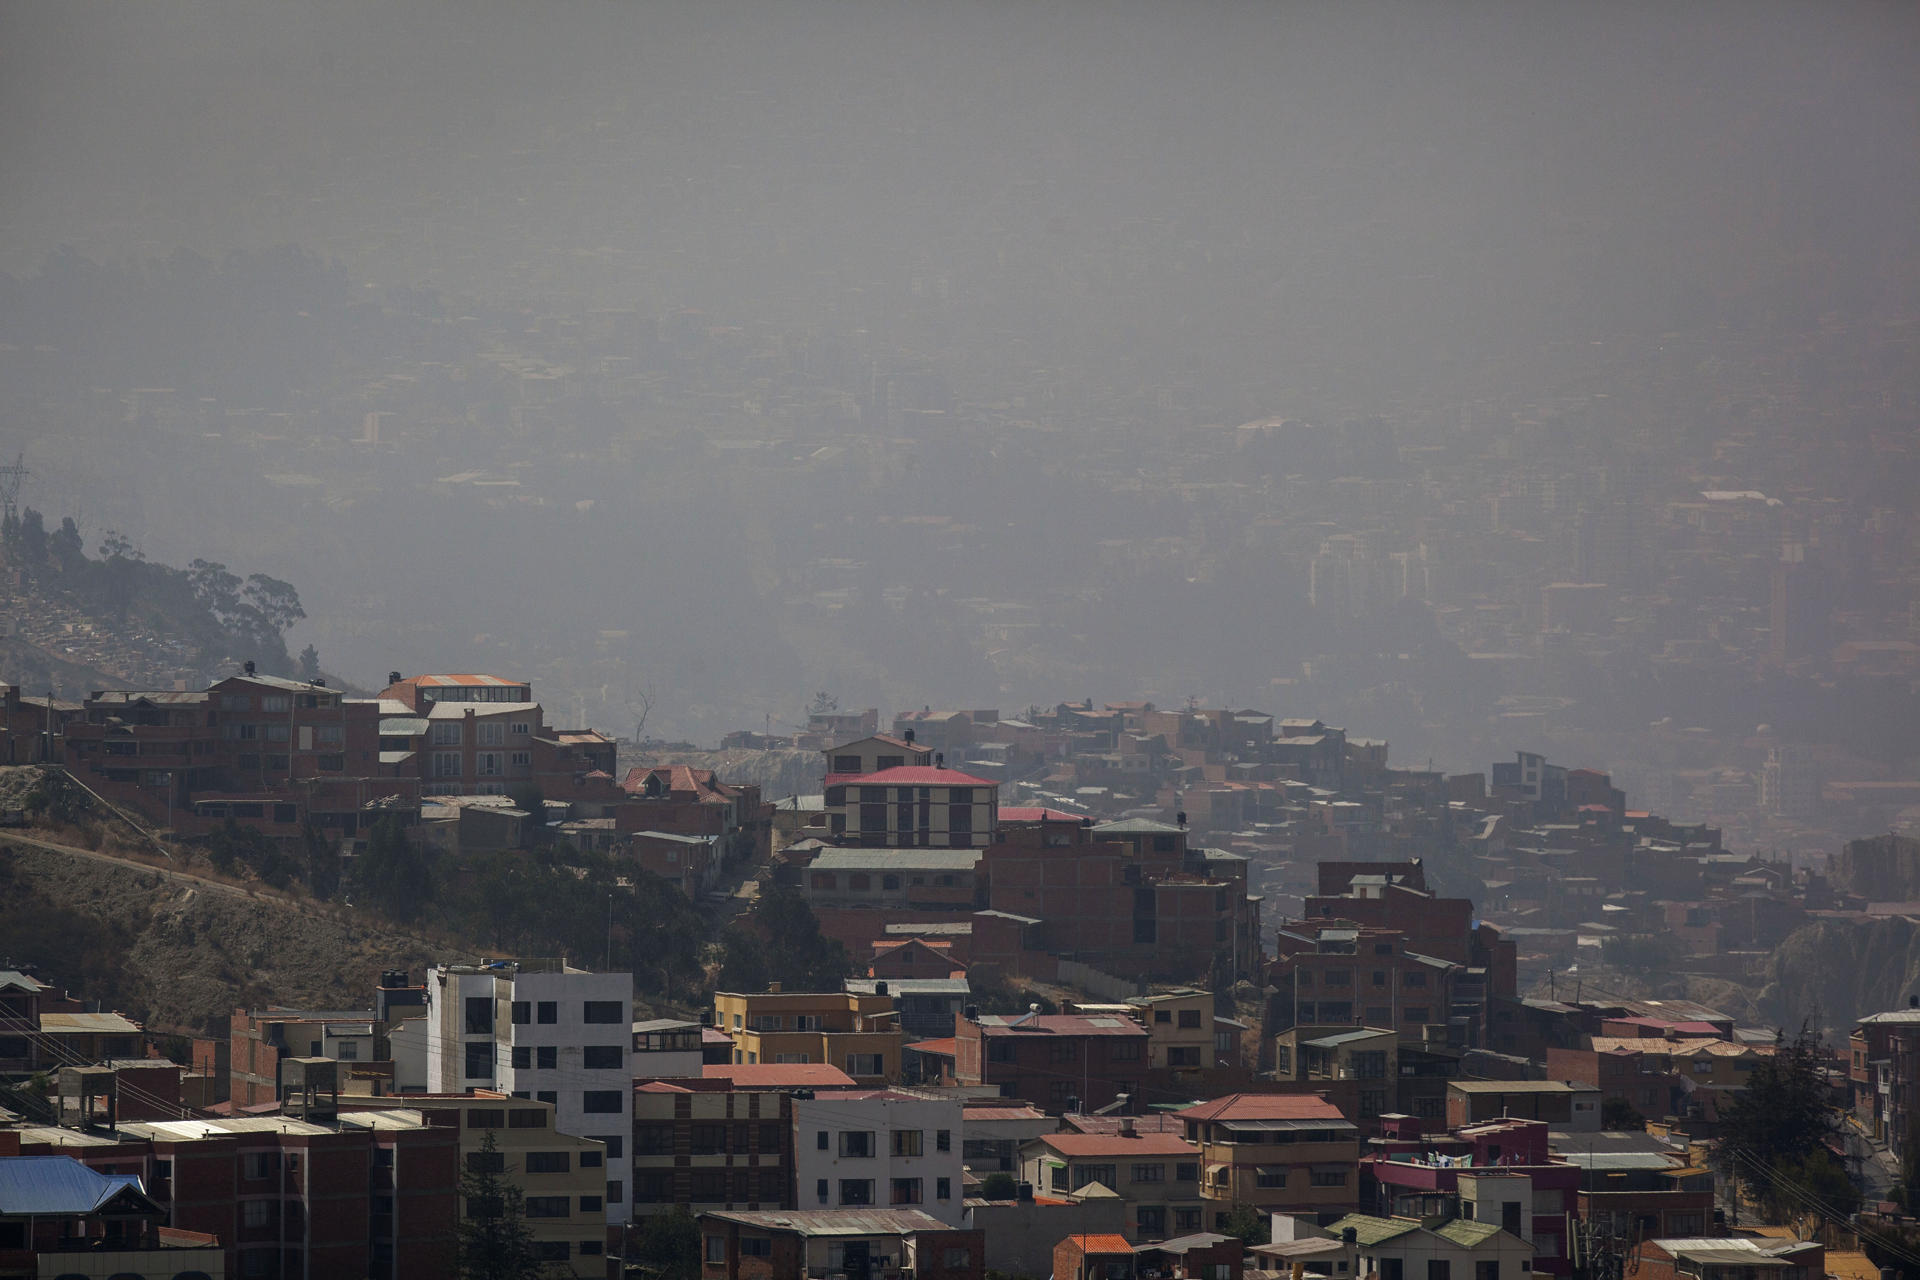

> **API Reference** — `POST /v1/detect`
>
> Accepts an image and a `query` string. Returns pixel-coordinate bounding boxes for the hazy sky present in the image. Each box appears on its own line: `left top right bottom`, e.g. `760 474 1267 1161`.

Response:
2 0 1917 763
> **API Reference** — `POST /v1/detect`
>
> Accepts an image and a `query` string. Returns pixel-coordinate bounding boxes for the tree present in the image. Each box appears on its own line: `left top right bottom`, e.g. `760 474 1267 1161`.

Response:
359 814 435 922
298 644 321 682
14 508 47 567
980 1172 1019 1201
1602 1098 1647 1131
304 821 341 901
48 517 82 574
457 1132 543 1280
627 1206 701 1280
719 880 851 992
243 572 306 634
1716 1021 1855 1220
1220 1203 1270 1246
188 559 243 623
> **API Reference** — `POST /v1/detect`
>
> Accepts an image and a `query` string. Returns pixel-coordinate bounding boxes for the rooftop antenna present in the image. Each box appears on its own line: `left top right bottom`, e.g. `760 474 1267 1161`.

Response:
0 453 27 524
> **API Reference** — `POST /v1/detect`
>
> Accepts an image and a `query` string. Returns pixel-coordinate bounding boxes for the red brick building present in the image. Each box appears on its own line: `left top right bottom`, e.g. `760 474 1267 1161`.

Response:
18 1106 459 1279
952 1011 1149 1113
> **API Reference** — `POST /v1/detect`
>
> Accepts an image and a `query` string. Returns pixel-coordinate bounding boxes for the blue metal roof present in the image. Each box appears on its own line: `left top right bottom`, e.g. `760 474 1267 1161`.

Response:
0 1155 150 1216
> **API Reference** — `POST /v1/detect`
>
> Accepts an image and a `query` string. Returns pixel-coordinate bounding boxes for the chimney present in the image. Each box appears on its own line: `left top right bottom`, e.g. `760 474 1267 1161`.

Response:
243 660 256 677
935 752 944 768
1176 811 1187 828
904 728 915 744
1120 1116 1136 1137
875 980 889 997
388 671 403 687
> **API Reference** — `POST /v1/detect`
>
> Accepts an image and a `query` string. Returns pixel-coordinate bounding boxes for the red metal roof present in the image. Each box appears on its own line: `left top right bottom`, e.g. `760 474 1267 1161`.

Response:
905 1038 957 1057
998 806 1084 822
702 1063 858 1088
824 766 998 788
1177 1093 1349 1123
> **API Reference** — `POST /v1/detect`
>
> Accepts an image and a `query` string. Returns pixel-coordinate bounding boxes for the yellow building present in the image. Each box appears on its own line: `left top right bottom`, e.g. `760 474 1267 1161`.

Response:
343 1092 609 1276
713 987 902 1085
1179 1093 1362 1231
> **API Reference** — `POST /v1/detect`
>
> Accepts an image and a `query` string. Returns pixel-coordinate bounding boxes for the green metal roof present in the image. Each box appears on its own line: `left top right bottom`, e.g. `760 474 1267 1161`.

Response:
1431 1219 1506 1249
1324 1214 1419 1247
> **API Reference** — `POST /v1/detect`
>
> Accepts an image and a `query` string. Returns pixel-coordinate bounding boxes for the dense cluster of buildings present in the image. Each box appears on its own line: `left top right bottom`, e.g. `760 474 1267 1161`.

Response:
0 694 1885 1277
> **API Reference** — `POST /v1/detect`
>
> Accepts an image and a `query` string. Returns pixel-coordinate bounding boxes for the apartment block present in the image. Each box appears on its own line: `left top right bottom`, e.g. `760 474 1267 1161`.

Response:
792 1089 966 1225
425 960 633 1224
1178 1094 1361 1228
711 988 902 1086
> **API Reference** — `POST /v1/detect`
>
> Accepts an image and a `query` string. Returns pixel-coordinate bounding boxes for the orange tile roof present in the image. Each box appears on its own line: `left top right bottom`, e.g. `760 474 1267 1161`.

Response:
1065 1234 1135 1255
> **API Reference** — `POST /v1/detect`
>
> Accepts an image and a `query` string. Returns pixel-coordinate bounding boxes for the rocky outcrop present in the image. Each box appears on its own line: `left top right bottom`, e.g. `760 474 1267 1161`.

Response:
1831 834 1920 903
1757 914 1920 1037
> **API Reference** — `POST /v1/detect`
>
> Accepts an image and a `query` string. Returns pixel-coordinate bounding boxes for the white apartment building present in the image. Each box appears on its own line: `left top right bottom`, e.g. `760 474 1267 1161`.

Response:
792 1089 966 1226
426 959 634 1224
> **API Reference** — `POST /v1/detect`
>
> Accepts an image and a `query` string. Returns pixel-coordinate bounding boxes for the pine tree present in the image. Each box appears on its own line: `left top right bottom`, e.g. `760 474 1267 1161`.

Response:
457 1132 544 1280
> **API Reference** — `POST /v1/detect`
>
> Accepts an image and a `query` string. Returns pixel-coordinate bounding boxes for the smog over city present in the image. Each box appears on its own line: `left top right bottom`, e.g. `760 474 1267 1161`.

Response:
2 3 1920 1271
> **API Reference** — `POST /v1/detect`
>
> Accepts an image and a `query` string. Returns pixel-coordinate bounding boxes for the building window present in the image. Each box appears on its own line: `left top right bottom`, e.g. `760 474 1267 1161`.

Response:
839 1179 874 1206
891 1178 923 1205
511 1001 530 1025
1428 1263 1452 1280
509 1109 546 1128
241 1199 273 1229
580 1150 603 1168
1256 1167 1288 1189
466 1109 506 1129
846 1053 883 1076
1310 1169 1348 1187
606 1180 622 1203
1111 1040 1142 1061
511 1047 531 1070
692 1124 728 1155
466 1150 505 1174
537 1046 557 1069
705 1237 726 1264
1048 1041 1079 1064
943 1249 972 1269
1131 1164 1165 1183
937 1177 952 1200
584 1044 624 1069
582 1090 623 1114
1137 1206 1167 1238
1178 1009 1203 1028
583 1001 624 1023
834 755 861 773
891 1129 923 1156
598 1136 623 1159
841 1131 875 1158
936 1129 951 1152
476 752 503 776
433 751 462 778
1072 1164 1118 1190
739 1237 771 1257
525 1152 570 1174
536 1090 556 1105
464 1042 493 1080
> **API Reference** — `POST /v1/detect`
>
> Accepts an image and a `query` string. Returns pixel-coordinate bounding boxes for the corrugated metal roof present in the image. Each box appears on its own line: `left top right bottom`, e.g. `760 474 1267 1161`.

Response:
810 850 981 872
1431 1219 1506 1248
0 1155 150 1215
702 1208 954 1236
1324 1214 1418 1246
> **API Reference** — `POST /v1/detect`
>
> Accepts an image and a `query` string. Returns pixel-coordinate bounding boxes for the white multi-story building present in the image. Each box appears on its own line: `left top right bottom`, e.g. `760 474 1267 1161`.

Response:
426 959 634 1224
791 1089 966 1226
